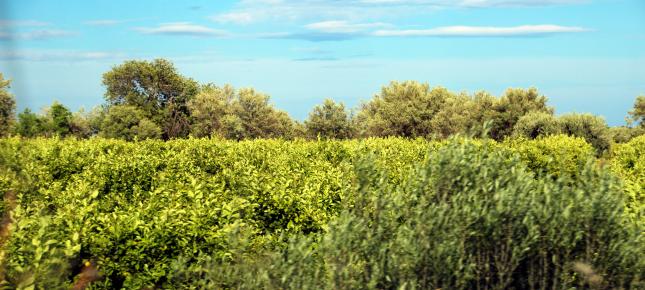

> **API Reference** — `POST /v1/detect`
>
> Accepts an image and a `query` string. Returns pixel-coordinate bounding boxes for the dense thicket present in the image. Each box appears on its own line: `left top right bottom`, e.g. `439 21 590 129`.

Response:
1 59 643 151
0 136 642 289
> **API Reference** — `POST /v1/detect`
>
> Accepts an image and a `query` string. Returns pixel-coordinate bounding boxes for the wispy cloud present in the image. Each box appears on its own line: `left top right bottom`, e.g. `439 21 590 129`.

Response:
267 22 587 41
265 20 388 41
293 56 339 61
84 19 129 26
373 24 589 37
211 12 256 25
0 29 75 40
134 22 229 37
263 31 362 42
0 20 50 28
0 50 125 61
212 0 586 24
359 0 584 7
305 20 391 33
0 19 75 40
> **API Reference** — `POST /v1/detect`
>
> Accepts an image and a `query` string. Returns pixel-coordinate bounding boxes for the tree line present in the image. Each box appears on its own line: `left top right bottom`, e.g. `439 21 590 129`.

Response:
0 58 643 151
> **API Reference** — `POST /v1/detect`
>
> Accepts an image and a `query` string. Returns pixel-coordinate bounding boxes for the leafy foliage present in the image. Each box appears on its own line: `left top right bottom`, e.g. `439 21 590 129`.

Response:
490 87 553 140
559 113 611 154
99 105 161 141
305 99 354 139
628 95 645 128
0 137 642 289
102 59 199 139
512 111 561 139
610 135 645 224
0 74 16 137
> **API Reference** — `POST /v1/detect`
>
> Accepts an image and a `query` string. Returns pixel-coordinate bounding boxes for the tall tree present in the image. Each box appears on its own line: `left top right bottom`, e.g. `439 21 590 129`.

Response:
15 108 44 137
224 88 296 140
102 59 198 139
0 73 16 137
188 84 234 138
47 102 73 137
628 95 645 128
490 88 553 140
356 81 451 138
305 99 354 139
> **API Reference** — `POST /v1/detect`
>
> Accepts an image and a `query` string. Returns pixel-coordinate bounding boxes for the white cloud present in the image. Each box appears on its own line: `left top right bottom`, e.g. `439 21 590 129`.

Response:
372 25 589 37
84 19 127 26
0 19 75 40
305 21 391 33
0 20 50 28
0 29 75 40
211 12 256 24
0 50 125 61
211 0 587 24
359 0 583 5
135 22 229 37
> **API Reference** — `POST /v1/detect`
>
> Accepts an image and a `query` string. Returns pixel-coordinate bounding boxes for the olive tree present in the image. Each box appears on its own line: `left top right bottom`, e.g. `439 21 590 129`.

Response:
305 99 354 139
188 84 234 138
99 105 161 141
356 81 452 138
490 87 553 140
512 112 562 139
559 113 611 153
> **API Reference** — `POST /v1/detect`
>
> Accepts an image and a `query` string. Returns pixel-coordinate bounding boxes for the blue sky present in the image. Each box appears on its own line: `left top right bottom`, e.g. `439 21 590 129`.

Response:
0 0 644 125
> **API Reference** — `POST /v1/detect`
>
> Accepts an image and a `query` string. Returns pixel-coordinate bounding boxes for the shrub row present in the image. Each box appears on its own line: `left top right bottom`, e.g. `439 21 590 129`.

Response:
0 136 642 289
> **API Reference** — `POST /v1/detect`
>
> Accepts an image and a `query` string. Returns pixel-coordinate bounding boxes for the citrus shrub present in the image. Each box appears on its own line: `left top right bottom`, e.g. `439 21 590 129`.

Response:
181 139 643 289
504 135 595 179
610 135 645 224
0 137 642 288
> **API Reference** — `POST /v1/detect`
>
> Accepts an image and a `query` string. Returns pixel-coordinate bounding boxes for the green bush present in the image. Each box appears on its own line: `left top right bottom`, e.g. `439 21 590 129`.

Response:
0 137 642 288
504 135 595 179
610 135 645 225
512 111 561 139
559 113 611 154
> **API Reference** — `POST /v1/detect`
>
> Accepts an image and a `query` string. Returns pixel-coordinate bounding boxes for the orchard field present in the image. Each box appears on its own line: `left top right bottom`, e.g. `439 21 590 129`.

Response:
0 135 643 289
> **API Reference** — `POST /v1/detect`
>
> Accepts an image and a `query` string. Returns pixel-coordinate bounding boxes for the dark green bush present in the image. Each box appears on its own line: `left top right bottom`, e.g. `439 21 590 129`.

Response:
0 137 642 289
180 139 643 289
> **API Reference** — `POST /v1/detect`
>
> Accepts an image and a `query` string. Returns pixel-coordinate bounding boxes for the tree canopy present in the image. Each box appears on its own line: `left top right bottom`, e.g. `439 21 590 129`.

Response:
305 99 354 139
0 73 16 137
102 59 198 139
1 58 643 145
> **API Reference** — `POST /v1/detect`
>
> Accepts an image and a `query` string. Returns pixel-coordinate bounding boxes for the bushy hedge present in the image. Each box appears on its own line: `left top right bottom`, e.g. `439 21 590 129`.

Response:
610 135 645 225
0 136 642 289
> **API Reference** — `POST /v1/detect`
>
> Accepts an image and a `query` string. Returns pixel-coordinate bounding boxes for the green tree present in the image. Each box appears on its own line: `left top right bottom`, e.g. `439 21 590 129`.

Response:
69 107 105 139
15 108 44 137
356 81 452 138
224 88 296 140
0 73 16 137
512 111 562 139
559 113 611 153
102 59 198 139
305 99 354 139
428 93 474 139
608 126 644 143
466 91 498 138
490 88 553 140
188 84 234 137
628 95 645 128
47 102 73 137
99 105 161 141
